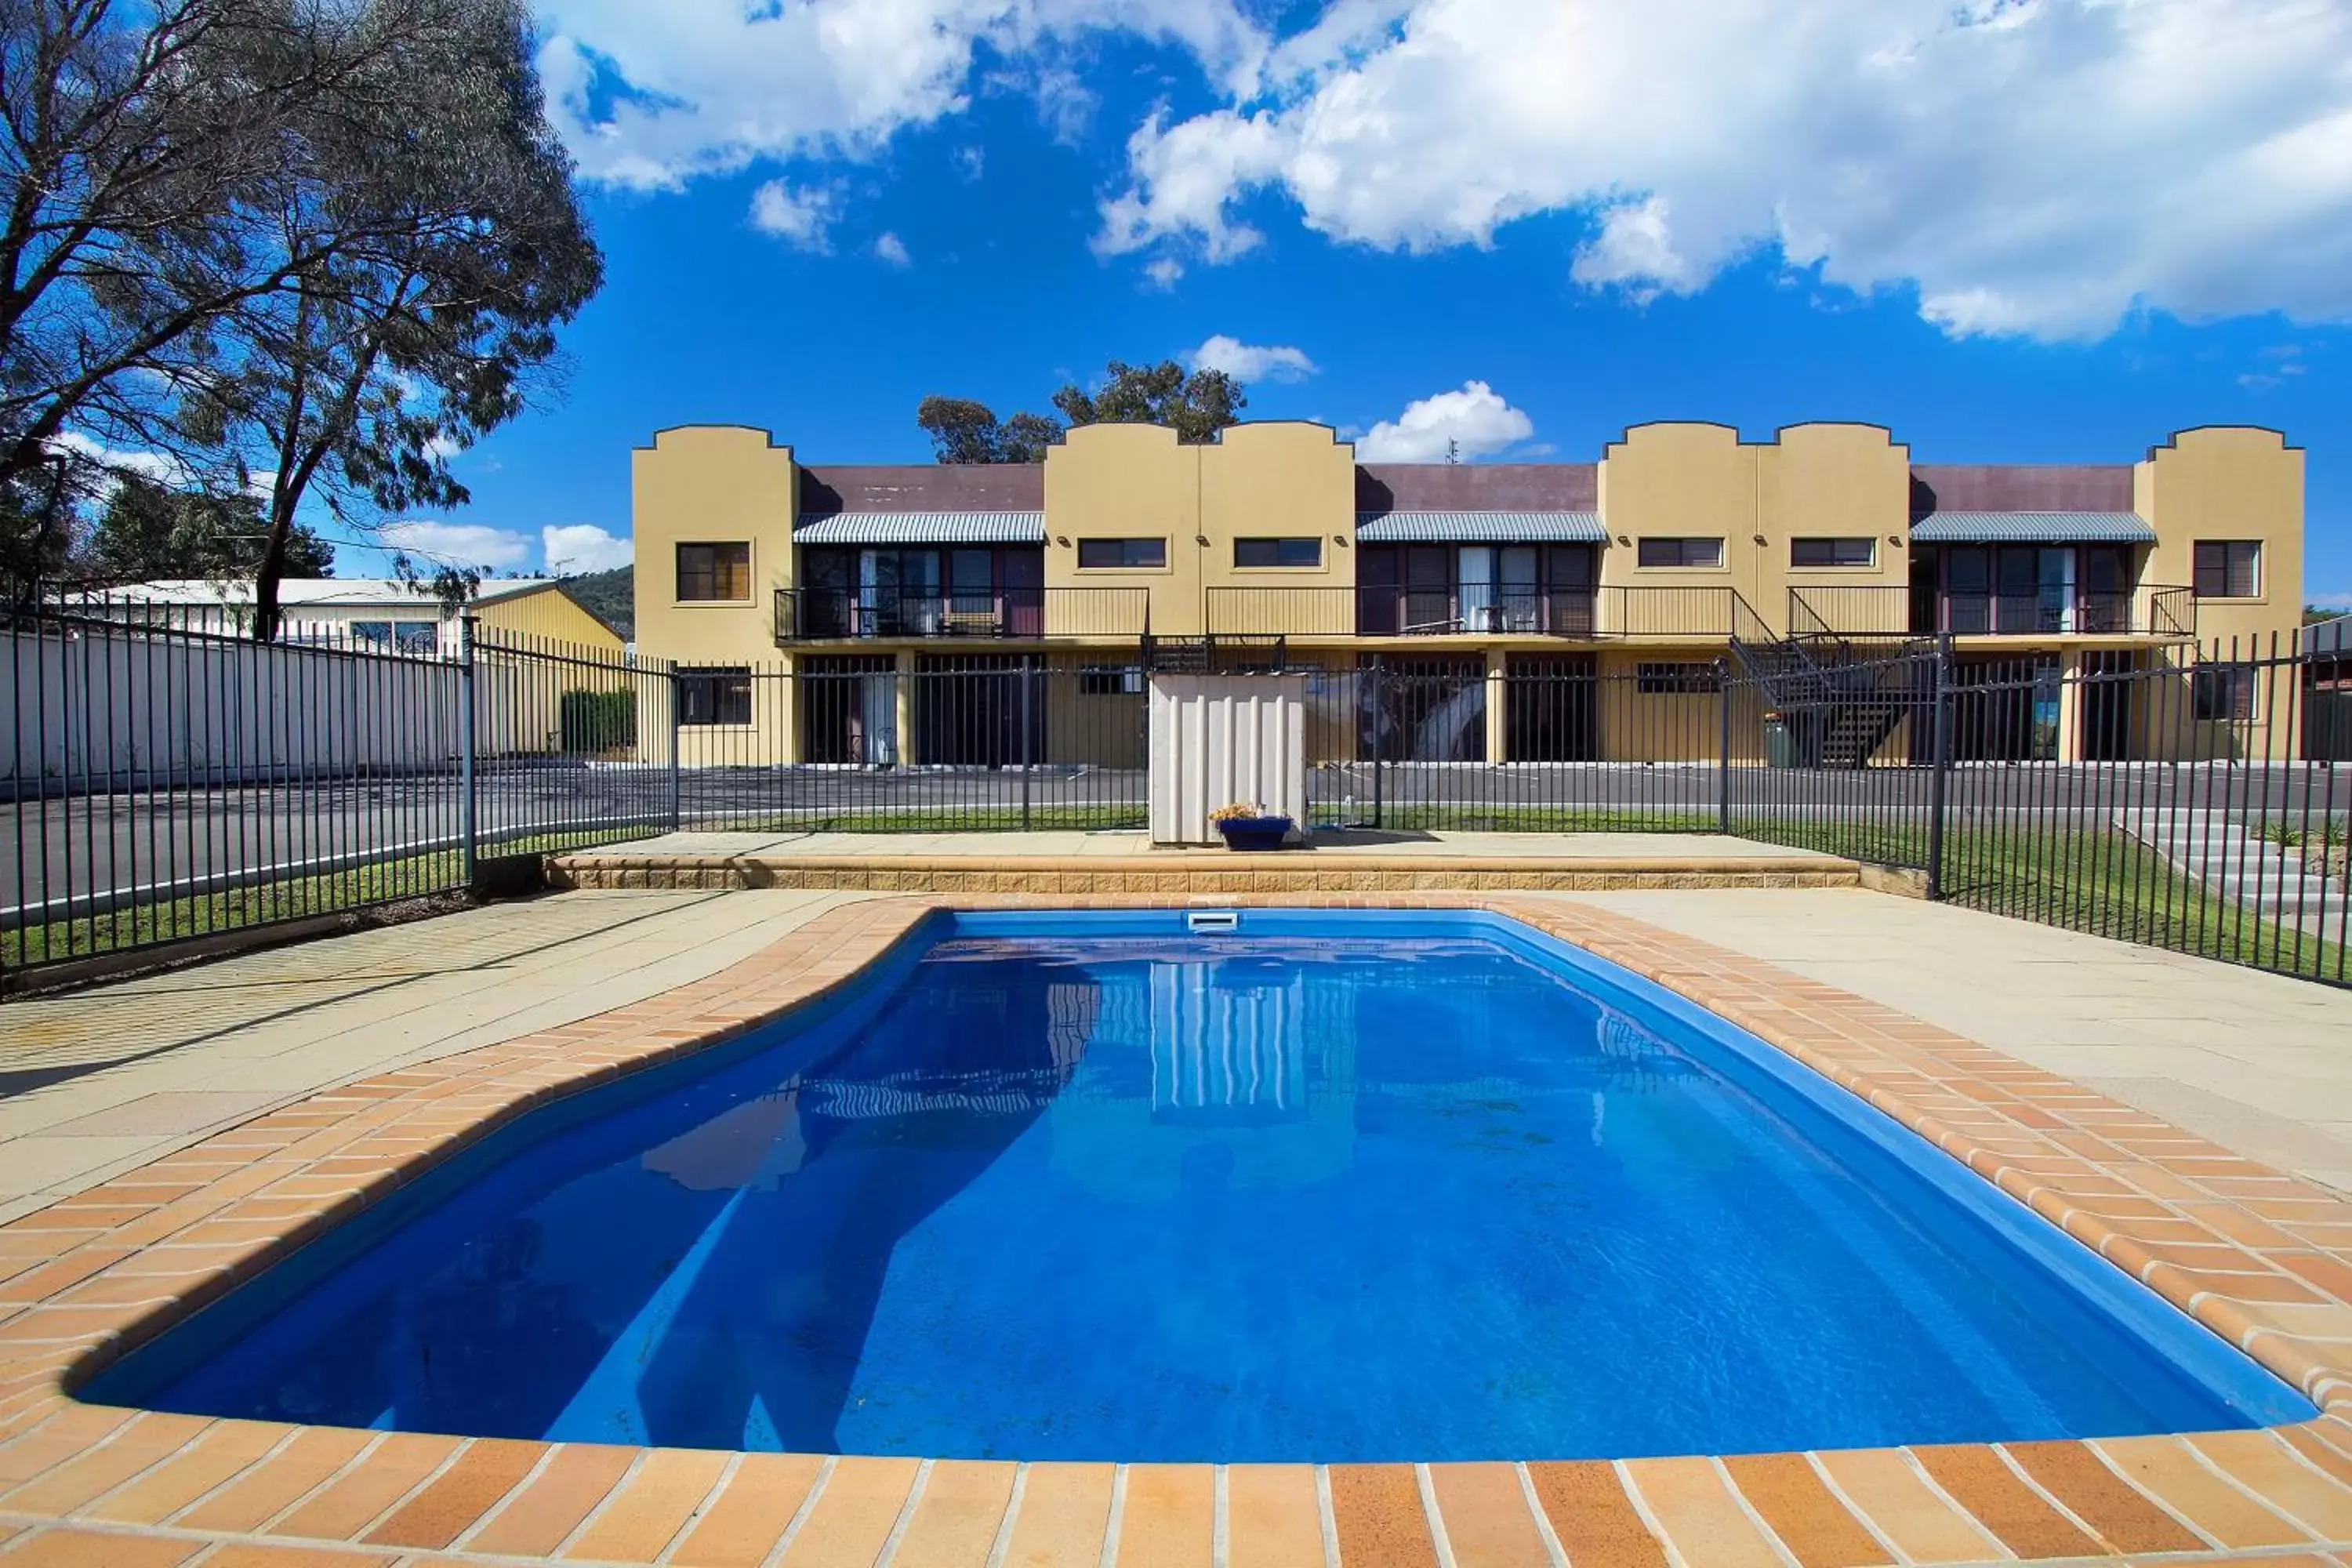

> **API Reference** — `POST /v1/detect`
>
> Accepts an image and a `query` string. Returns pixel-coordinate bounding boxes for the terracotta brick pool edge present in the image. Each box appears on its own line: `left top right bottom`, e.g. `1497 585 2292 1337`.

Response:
2 892 2352 1568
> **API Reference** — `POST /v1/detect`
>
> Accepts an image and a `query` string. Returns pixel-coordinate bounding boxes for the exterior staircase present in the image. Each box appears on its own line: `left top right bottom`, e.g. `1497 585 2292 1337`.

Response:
1730 633 1926 768
2116 810 2350 929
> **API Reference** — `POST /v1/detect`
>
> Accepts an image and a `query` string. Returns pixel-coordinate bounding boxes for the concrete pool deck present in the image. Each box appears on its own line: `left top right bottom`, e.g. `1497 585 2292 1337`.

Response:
546 827 1865 896
7 889 2352 1565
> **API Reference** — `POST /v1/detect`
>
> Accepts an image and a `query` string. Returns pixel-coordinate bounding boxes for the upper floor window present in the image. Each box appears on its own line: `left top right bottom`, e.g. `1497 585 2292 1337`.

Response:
677 542 750 601
2194 541 2261 600
1234 537 1323 569
1638 537 1725 569
1791 537 1875 568
1076 537 1167 569
679 666 753 725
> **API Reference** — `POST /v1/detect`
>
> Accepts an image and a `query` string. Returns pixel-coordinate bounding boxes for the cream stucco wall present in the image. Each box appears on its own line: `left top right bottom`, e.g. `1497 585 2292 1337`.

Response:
2137 426 2305 655
1200 422 1357 636
631 426 798 665
1044 423 1204 637
1759 423 1914 634
1596 423 1754 634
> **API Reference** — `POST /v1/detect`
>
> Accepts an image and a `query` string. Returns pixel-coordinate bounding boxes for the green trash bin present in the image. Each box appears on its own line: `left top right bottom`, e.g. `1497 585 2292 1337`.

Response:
1764 717 1796 769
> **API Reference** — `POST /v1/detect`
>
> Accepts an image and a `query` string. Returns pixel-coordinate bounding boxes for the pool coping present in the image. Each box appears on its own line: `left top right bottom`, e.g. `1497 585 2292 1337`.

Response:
6 895 2352 1567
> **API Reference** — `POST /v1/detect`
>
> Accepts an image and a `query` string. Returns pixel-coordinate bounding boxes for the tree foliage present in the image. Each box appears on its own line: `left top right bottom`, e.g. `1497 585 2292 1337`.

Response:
916 395 1059 464
917 358 1249 463
0 0 602 631
84 472 331 581
1051 359 1246 445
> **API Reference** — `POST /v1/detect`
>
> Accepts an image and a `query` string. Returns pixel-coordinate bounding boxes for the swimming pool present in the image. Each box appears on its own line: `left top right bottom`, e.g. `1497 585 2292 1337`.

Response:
88 909 2312 1463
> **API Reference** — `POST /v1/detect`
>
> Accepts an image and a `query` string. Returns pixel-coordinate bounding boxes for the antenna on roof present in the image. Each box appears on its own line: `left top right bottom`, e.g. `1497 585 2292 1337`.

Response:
1445 437 1460 465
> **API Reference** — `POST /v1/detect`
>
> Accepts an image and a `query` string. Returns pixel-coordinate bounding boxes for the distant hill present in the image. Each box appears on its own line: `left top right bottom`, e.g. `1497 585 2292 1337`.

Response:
561 567 633 641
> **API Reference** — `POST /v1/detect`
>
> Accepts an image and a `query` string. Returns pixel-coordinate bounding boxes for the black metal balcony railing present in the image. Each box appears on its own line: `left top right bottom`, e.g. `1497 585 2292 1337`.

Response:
1787 585 2199 641
775 586 1150 643
1205 585 1773 641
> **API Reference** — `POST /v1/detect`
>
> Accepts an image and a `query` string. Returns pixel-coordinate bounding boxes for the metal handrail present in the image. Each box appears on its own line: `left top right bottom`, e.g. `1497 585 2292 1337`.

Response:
1787 584 2200 640
775 586 1150 641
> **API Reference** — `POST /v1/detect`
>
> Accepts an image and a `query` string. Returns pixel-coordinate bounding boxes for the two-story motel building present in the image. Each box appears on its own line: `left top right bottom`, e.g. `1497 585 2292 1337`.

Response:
630 420 2303 768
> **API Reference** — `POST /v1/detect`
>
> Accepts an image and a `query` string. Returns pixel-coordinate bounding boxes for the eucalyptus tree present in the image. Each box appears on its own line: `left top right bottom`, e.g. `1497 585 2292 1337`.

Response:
0 0 440 587
180 0 601 637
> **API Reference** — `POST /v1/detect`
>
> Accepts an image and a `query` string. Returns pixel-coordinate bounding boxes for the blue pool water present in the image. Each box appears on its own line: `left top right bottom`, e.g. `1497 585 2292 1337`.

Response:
93 911 2310 1461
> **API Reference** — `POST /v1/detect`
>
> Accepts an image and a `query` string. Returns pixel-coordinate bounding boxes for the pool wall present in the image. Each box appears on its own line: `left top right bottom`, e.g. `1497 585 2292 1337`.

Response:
77 906 2315 1435
5 893 2352 1568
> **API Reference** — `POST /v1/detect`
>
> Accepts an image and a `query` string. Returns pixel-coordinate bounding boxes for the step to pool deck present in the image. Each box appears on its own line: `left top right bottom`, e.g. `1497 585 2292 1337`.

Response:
544 828 1866 895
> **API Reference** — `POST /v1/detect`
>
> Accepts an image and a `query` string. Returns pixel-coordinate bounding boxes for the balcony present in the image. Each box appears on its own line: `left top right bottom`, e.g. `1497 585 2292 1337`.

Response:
775 586 1150 644
1205 586 1773 641
1786 585 2198 641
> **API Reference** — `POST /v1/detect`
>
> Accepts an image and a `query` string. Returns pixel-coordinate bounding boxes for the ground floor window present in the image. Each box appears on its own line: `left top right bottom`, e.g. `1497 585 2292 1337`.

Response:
2194 665 2259 722
1079 665 1144 696
1636 661 1722 695
679 666 753 726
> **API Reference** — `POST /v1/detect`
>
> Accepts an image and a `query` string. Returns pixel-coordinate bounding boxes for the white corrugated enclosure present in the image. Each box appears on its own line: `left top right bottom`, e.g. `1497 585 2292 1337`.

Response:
1148 674 1308 845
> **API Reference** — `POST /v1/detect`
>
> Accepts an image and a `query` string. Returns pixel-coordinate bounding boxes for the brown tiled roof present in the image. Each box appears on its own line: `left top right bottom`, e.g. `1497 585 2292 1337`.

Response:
799 464 1044 514
1908 464 2134 517
1356 463 1599 514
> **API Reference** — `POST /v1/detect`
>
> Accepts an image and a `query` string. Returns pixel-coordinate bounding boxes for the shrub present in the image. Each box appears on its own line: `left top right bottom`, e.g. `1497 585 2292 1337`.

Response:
561 688 636 752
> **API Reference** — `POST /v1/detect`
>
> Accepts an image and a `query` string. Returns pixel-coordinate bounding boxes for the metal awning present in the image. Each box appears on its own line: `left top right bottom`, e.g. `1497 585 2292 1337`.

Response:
1354 510 1607 543
1908 511 2156 543
793 511 1046 544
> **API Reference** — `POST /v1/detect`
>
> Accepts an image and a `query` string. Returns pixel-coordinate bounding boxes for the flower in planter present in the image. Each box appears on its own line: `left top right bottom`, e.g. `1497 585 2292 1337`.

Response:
1210 802 1263 822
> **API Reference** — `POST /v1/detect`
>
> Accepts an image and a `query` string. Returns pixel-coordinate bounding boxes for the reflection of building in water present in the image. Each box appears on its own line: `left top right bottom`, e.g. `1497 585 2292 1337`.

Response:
1051 949 1360 1203
638 959 1098 1196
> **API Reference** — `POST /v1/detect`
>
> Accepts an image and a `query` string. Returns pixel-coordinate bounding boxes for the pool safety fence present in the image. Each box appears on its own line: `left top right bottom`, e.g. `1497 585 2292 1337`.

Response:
5 602 2351 989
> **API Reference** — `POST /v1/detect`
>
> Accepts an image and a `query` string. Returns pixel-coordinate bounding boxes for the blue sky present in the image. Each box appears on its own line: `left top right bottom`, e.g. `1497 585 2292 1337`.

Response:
365 1 2352 601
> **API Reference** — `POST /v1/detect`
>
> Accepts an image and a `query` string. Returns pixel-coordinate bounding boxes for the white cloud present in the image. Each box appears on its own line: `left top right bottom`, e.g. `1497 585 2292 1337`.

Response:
874 230 913 267
48 432 191 489
1356 380 1534 462
749 180 837 249
1186 334 1318 382
542 524 633 575
380 521 535 572
1096 0 2352 340
1142 257 1185 290
534 0 1268 192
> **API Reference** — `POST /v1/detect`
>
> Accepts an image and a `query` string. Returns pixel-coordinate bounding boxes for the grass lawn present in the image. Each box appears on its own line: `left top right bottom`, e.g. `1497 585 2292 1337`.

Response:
2 823 654 972
1734 815 2351 982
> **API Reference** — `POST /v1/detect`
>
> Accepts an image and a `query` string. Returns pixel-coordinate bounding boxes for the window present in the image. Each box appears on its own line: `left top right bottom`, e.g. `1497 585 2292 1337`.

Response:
1791 537 1876 568
2194 541 2261 600
1637 536 1725 568
678 666 753 725
1234 536 1323 569
1076 538 1167 569
348 619 437 651
1637 662 1722 695
2193 666 2258 722
1079 665 1145 696
677 542 751 601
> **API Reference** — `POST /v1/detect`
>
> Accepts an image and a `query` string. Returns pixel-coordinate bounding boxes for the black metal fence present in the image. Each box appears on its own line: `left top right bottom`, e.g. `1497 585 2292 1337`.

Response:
12 599 2352 993
1723 633 2352 985
1298 661 1725 831
2 608 1158 981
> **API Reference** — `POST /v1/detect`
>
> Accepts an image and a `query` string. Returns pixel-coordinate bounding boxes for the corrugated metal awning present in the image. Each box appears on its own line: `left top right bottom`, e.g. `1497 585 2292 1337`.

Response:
1908 511 2156 543
1354 510 1607 543
793 511 1046 544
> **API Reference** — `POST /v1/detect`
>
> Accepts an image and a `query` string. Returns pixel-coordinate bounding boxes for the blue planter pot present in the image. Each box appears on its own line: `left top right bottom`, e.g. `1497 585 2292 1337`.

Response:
1215 816 1294 851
